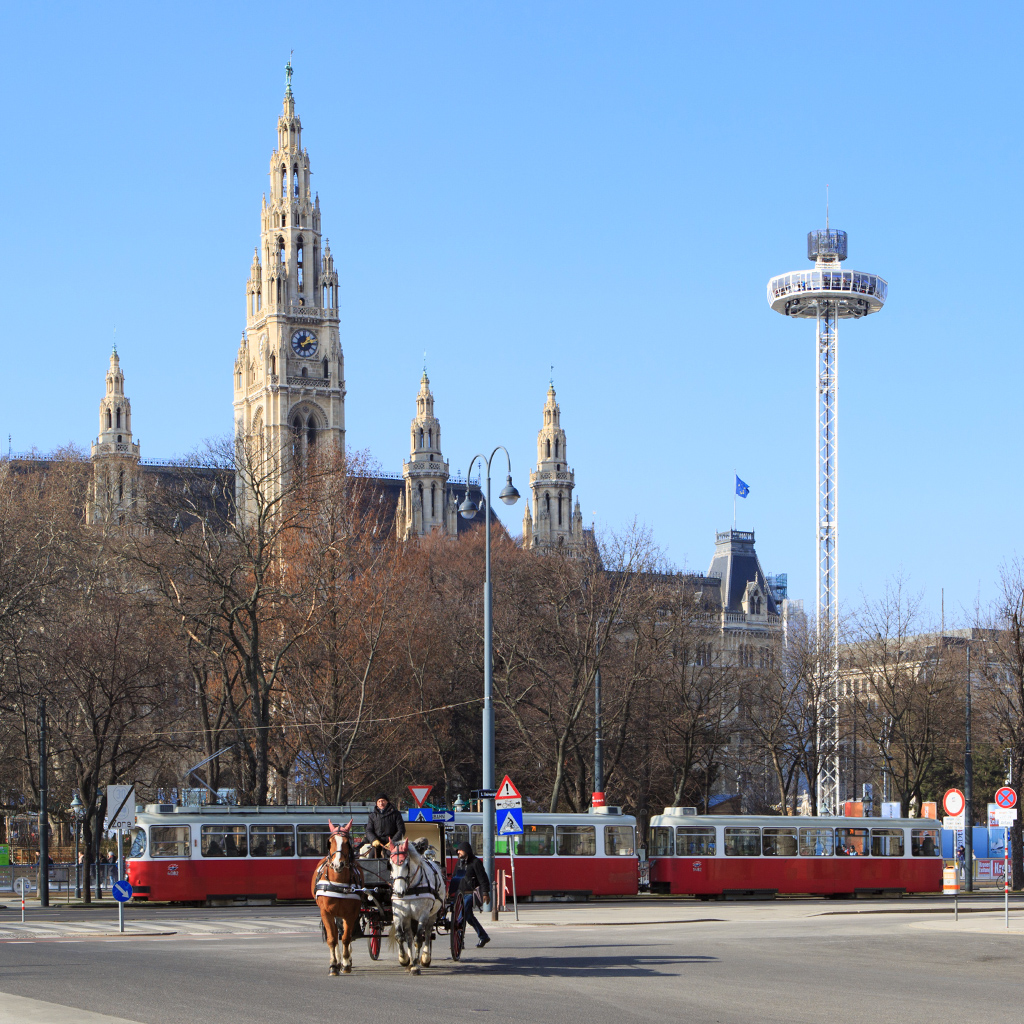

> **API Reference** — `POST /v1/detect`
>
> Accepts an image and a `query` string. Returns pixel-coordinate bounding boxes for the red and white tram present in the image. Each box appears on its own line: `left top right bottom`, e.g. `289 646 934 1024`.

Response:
126 804 638 903
647 810 943 897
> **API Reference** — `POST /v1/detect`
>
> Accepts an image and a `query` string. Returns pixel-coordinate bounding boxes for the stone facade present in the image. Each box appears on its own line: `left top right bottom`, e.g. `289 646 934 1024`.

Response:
232 62 345 510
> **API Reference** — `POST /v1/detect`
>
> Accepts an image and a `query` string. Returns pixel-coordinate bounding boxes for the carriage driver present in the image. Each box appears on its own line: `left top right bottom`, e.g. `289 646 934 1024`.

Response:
364 794 405 855
455 841 491 948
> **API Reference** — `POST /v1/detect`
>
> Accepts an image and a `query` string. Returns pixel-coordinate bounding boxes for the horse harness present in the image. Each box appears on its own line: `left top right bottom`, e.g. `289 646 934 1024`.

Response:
314 847 364 902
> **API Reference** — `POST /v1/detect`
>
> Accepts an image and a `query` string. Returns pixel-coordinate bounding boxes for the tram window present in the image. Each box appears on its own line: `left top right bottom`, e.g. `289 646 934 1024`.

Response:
150 825 191 858
201 824 248 858
871 828 905 857
911 829 941 857
836 827 869 856
249 824 295 857
762 827 798 856
470 824 484 856
799 828 834 857
556 825 597 856
129 827 147 859
676 827 716 857
650 827 674 857
446 824 470 852
604 826 635 857
297 827 330 858
513 825 553 856
724 828 760 857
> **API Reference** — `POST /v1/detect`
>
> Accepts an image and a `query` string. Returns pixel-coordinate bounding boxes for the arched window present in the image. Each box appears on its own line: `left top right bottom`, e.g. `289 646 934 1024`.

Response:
554 439 559 457
118 469 124 502
545 492 551 514
428 429 432 449
293 167 299 198
322 283 327 307
270 354 276 375
280 211 287 228
116 407 121 428
307 415 316 446
431 482 436 517
276 278 282 303
278 237 286 264
301 365 308 377
236 370 241 388
419 429 424 448
106 409 112 428
322 357 329 380
280 166 287 199
296 240 304 291
545 439 551 457
256 290 261 311
557 493 563 526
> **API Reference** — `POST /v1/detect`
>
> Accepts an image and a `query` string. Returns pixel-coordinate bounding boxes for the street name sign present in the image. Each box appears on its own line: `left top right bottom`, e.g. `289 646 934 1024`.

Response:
105 784 136 830
408 785 433 808
471 789 496 800
942 789 965 817
112 879 133 902
995 787 1017 809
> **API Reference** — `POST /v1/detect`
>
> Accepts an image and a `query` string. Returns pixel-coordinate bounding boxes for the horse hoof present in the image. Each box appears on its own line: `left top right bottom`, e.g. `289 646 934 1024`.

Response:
410 965 421 976
329 967 340 976
342 964 352 974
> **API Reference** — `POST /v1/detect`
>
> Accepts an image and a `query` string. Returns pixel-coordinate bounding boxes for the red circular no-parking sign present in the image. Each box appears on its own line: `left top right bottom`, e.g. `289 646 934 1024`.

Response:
995 787 1017 809
943 788 966 816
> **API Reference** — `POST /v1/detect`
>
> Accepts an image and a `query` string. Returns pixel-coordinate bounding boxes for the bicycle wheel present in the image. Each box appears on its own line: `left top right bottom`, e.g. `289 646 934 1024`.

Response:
450 897 465 961
367 915 382 960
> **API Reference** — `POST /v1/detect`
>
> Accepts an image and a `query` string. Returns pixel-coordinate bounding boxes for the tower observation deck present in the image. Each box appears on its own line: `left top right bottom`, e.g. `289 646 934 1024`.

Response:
767 227 887 816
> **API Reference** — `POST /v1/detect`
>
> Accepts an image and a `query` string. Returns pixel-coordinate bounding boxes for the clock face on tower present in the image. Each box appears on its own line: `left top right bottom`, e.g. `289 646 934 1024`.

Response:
291 329 318 357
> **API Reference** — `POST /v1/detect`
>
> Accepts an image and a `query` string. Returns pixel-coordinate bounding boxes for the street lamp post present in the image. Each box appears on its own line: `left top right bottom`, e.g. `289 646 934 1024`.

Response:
459 447 520 921
69 793 85 898
965 641 974 893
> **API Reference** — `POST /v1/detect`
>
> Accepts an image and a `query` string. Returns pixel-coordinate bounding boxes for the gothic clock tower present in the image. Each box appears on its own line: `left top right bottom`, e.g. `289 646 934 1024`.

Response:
234 62 345 503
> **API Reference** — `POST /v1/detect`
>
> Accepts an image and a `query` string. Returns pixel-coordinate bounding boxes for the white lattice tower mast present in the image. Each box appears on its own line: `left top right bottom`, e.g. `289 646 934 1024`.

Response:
768 226 887 815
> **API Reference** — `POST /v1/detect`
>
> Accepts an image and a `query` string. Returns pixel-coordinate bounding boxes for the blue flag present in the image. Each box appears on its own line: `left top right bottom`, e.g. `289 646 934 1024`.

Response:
735 475 750 498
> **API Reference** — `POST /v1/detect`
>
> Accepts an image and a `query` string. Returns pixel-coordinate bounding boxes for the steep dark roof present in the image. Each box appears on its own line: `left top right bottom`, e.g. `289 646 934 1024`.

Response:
706 530 779 615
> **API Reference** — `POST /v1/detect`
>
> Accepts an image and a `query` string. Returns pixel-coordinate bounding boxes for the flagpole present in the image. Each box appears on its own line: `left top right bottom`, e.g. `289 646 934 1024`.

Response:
733 472 737 529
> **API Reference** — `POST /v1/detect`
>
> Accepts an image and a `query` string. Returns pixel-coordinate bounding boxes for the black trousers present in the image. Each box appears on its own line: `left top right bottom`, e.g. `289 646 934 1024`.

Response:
462 893 489 940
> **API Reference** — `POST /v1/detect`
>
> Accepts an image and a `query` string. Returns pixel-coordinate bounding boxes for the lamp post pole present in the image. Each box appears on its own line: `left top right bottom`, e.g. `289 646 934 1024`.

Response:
70 793 84 899
965 641 974 893
593 629 604 805
459 449 519 922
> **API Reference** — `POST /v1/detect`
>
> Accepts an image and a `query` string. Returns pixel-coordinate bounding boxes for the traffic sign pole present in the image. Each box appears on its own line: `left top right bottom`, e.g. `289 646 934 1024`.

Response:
117 827 124 933
1006 826 1010 931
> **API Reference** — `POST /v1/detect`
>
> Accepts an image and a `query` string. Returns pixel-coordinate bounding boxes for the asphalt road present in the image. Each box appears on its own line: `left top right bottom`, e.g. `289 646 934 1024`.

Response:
0 901 1020 1023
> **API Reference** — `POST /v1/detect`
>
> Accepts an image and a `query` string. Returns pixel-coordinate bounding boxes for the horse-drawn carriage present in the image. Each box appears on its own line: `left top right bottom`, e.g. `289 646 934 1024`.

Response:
313 819 468 975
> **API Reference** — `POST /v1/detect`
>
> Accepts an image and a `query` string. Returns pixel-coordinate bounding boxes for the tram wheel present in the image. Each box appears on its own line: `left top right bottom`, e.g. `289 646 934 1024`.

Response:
367 916 382 960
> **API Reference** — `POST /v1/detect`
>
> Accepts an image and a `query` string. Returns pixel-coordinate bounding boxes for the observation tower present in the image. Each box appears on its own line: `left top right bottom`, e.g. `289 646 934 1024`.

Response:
767 227 887 815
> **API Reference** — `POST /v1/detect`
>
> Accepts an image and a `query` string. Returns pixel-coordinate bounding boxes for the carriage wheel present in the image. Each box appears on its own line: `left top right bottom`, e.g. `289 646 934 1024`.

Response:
449 898 465 961
367 915 382 960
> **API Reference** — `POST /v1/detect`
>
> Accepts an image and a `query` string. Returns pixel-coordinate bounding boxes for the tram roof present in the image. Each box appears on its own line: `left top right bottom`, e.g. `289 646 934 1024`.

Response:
649 812 937 828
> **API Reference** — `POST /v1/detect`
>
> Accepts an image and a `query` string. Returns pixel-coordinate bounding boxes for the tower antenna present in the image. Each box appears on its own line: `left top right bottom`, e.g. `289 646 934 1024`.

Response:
767 222 887 815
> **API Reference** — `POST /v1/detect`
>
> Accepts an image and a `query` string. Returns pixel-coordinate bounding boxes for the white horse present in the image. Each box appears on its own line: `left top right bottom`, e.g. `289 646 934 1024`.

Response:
387 838 445 975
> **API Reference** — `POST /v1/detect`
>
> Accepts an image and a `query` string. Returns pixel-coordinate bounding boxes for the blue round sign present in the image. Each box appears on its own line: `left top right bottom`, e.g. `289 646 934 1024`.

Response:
112 879 133 903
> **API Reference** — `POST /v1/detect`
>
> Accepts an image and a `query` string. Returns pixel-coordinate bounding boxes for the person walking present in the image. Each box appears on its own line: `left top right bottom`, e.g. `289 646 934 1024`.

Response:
364 794 405 854
455 841 491 948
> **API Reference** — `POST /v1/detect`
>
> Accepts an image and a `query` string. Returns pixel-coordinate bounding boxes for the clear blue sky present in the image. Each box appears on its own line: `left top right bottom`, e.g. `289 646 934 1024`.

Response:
3 3 1020 624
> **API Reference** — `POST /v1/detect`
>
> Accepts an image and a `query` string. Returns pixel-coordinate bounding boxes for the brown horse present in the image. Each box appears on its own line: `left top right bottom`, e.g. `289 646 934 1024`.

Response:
312 819 363 976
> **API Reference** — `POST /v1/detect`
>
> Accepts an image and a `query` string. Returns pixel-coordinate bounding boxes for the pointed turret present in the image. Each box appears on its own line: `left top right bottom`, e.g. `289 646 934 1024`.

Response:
401 370 451 539
525 382 582 554
89 348 141 526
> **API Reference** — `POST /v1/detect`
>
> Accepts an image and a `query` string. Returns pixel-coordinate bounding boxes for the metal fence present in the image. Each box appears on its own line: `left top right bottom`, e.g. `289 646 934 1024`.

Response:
0 863 119 894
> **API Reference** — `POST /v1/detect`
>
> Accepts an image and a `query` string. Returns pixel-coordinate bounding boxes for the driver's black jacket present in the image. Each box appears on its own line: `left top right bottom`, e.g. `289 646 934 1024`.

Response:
364 804 405 846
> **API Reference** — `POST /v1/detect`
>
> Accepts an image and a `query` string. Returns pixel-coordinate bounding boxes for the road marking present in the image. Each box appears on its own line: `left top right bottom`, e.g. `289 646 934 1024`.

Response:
0 991 146 1024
